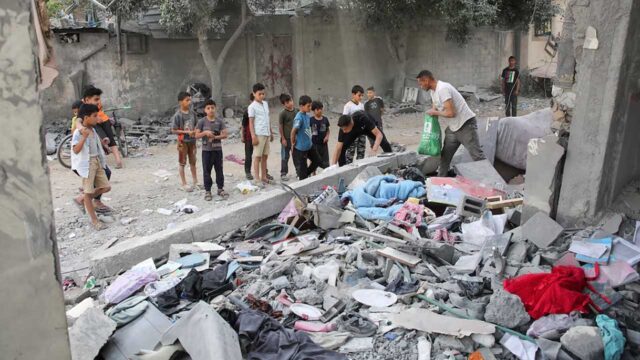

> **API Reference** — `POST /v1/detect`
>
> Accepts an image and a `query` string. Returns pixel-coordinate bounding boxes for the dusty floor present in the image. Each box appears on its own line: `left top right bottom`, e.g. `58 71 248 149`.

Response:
50 96 549 277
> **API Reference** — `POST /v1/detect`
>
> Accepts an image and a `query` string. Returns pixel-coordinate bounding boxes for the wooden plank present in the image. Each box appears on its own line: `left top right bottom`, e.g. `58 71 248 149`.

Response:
343 226 407 245
376 247 421 267
486 198 524 209
235 256 264 263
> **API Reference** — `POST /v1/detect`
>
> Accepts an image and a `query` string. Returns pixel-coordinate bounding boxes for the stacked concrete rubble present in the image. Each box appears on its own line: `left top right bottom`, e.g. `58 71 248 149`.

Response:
63 161 640 360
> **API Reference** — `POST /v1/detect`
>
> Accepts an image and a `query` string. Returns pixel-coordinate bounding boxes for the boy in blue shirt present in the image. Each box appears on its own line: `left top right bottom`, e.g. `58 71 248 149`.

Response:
290 95 323 180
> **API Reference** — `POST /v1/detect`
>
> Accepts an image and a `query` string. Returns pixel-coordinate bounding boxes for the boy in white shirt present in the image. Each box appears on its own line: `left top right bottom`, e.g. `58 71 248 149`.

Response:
248 83 273 186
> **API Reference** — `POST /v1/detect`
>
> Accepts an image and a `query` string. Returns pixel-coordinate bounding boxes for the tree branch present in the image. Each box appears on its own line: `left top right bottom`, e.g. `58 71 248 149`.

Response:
217 0 252 64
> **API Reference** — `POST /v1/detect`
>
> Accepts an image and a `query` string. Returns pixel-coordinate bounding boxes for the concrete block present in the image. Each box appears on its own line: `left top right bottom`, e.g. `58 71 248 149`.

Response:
68 308 117 360
522 212 564 249
454 159 506 187
560 326 604 360
523 135 565 222
415 155 440 175
90 152 418 278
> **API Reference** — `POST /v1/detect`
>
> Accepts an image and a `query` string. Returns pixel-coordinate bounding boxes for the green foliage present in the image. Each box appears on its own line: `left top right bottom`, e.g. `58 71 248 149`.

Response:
352 0 560 44
45 0 74 18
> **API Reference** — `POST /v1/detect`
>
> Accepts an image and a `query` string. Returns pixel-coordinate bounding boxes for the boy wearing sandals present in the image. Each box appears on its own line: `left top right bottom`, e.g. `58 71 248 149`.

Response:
195 99 229 200
71 104 111 230
171 91 200 192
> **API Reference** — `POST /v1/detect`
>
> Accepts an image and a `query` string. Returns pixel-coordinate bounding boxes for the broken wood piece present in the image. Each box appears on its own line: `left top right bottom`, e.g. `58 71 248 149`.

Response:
344 227 407 245
486 198 524 209
377 247 421 267
485 196 503 203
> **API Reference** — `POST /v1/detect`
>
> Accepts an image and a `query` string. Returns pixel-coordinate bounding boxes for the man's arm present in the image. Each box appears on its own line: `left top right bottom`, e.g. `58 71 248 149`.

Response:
331 142 344 166
370 127 383 153
278 113 286 146
324 126 330 143
501 72 506 94
515 76 521 95
249 117 257 138
428 99 456 118
290 127 298 149
217 128 228 140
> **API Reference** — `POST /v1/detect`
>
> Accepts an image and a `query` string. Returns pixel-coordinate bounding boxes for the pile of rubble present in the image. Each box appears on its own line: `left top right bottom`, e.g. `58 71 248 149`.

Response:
63 163 640 360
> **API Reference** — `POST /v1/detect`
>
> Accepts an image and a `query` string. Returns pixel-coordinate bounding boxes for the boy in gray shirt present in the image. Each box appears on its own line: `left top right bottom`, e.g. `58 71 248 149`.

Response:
195 99 228 200
171 91 199 192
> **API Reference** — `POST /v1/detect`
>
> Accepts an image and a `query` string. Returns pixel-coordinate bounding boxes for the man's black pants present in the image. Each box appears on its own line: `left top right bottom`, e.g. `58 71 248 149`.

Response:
292 147 322 180
339 132 392 166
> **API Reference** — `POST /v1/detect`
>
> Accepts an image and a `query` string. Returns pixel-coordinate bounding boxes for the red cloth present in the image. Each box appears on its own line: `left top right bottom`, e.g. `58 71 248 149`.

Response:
503 266 596 320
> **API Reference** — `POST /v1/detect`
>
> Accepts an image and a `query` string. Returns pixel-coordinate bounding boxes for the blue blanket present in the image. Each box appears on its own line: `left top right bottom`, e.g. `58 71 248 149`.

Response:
342 175 426 220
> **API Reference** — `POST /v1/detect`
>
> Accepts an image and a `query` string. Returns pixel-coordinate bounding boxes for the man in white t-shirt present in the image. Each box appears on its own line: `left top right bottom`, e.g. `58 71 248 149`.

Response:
417 70 485 177
342 85 366 164
248 83 273 186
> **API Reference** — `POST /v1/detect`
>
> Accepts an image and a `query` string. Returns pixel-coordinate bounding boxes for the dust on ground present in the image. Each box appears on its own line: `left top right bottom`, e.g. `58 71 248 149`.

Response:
50 96 549 277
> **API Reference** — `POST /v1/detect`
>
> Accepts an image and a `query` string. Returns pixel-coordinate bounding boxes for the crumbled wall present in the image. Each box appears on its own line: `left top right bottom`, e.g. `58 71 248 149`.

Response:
0 0 71 358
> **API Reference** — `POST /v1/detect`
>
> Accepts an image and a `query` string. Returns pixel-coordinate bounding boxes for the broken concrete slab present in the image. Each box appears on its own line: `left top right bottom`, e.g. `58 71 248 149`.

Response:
161 301 242 360
66 298 95 326
388 307 495 337
522 212 564 249
523 134 565 222
560 326 604 360
102 304 172 360
68 308 117 360
90 152 418 277
415 154 440 175
484 290 530 329
454 159 506 187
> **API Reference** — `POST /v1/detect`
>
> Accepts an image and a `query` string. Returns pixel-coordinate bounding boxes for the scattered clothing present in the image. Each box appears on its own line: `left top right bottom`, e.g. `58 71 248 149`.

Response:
596 314 625 360
106 295 149 327
504 266 600 319
235 309 347 360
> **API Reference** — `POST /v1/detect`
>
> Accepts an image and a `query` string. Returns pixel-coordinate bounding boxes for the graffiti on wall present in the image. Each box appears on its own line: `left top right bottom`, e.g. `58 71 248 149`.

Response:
255 34 293 97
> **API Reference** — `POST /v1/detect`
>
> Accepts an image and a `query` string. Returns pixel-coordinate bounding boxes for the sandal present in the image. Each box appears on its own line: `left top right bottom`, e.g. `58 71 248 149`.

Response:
94 204 114 214
217 189 229 198
338 312 378 337
182 184 194 192
204 191 213 201
266 173 274 181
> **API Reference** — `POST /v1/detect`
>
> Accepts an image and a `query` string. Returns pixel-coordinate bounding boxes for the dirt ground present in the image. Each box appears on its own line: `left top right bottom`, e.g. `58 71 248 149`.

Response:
50 96 548 277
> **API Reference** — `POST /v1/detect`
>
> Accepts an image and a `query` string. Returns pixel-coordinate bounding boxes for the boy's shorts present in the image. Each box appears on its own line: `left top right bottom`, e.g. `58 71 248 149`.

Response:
178 141 197 166
254 135 270 157
83 157 110 194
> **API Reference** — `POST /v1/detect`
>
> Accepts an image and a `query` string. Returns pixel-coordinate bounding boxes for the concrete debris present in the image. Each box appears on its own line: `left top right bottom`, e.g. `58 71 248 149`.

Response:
484 290 530 329
68 308 117 360
522 211 564 248
60 162 639 360
523 134 565 222
560 326 605 360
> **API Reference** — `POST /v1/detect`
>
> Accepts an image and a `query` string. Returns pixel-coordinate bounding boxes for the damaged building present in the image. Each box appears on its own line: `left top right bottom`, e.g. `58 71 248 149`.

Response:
3 0 640 360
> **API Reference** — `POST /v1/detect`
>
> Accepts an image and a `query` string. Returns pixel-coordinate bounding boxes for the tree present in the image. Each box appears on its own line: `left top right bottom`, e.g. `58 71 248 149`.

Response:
112 0 272 105
351 0 559 100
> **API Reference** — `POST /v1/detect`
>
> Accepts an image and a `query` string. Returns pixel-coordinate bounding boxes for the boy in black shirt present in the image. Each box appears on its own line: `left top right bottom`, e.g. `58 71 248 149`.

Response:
501 56 521 117
331 111 392 166
310 101 330 169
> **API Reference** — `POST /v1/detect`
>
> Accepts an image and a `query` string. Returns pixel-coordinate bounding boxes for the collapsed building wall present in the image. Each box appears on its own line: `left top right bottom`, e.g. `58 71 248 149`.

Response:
41 11 514 122
555 0 640 226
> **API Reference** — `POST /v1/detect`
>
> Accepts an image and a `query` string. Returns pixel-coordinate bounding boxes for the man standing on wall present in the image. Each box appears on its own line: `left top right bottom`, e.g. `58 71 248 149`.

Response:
417 70 485 177
501 56 521 117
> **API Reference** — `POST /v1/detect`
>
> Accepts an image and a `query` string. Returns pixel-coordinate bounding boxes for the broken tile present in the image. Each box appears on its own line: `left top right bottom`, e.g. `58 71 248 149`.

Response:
522 212 563 249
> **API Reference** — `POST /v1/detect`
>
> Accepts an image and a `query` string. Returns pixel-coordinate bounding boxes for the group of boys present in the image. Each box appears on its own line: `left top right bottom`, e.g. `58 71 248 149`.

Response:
240 83 393 184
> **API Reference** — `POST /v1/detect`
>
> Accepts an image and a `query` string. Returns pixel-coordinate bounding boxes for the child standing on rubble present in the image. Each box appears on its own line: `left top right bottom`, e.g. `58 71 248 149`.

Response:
291 95 323 180
248 83 273 186
196 99 228 201
278 93 296 181
171 91 200 192
310 100 330 169
71 103 111 230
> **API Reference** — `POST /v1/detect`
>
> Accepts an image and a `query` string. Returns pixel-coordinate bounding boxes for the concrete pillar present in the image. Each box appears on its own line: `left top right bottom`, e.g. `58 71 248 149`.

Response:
0 0 71 358
556 0 640 226
290 13 305 97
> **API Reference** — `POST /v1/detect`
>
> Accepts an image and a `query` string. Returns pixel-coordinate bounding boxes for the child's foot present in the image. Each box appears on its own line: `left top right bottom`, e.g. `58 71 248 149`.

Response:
281 174 290 182
182 184 193 192
253 180 265 189
92 221 106 231
193 183 203 190
73 197 86 213
246 173 254 181
204 191 213 201
217 189 229 198
261 178 274 185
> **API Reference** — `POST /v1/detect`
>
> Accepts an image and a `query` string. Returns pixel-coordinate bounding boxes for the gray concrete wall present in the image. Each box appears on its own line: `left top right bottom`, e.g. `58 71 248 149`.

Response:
556 0 640 225
42 11 512 122
0 0 71 358
41 32 251 120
